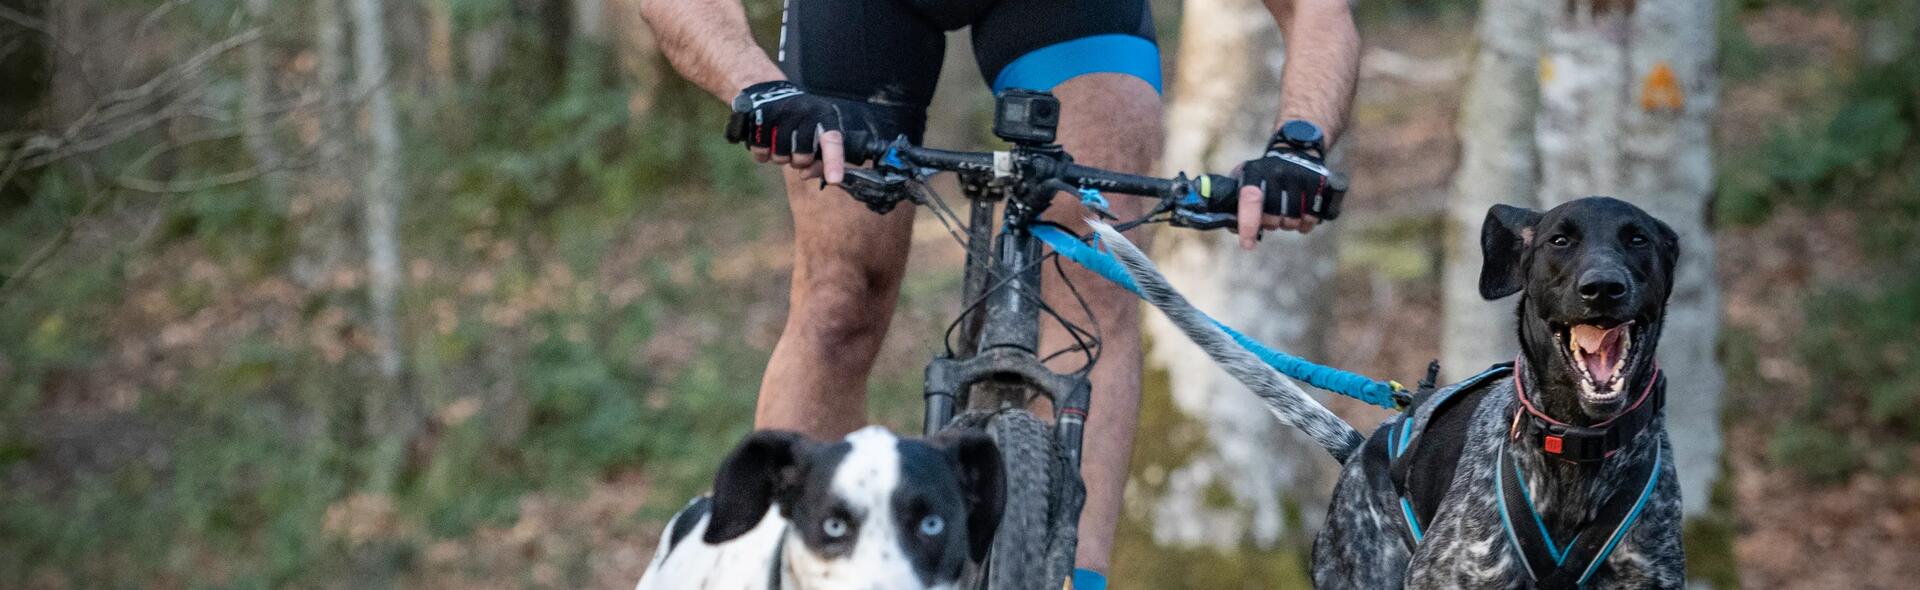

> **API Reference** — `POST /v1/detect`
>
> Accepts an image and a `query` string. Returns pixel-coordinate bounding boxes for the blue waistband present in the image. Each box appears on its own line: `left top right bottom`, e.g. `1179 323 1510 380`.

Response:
992 34 1163 95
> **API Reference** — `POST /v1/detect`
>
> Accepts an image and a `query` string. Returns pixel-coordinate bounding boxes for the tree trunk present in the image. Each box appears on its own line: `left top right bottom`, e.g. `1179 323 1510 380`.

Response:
1536 0 1721 517
291 0 355 290
573 0 605 42
241 0 288 203
1622 0 1722 520
1136 0 1341 553
425 0 455 92
1439 0 1541 381
349 0 405 382
607 0 661 111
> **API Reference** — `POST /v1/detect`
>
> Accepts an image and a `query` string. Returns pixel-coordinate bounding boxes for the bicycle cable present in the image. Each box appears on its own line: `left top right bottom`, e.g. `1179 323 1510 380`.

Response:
1040 253 1104 377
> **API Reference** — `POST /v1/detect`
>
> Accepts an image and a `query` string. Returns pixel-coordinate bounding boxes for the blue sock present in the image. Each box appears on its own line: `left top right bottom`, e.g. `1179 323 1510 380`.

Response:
1071 568 1107 590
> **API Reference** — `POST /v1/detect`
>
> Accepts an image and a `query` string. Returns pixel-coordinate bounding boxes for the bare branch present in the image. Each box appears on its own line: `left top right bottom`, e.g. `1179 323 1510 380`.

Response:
97 28 261 113
116 165 281 194
0 28 263 189
0 3 47 35
134 0 197 43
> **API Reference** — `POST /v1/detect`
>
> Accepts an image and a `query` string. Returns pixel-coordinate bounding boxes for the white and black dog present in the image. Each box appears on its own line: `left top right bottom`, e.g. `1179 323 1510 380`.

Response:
1093 197 1685 588
635 426 1003 590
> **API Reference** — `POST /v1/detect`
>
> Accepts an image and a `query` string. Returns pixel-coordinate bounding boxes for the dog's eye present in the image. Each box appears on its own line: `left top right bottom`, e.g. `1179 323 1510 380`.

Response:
822 517 850 539
1628 234 1650 247
1549 235 1572 247
918 515 945 536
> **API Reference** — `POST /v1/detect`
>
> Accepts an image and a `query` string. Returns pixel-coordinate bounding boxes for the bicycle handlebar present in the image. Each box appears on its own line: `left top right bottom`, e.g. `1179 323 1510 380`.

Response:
841 131 1259 228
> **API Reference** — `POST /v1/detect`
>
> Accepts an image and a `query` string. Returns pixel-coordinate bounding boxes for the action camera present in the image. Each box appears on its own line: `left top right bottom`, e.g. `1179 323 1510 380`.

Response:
993 89 1061 146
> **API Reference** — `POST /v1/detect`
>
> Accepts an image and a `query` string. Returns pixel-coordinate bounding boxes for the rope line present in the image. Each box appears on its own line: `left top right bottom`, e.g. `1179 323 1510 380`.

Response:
1030 224 1401 410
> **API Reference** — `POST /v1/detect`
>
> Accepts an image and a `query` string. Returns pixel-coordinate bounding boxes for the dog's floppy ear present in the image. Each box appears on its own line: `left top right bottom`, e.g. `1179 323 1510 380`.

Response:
1479 204 1544 300
705 430 810 544
938 431 1003 562
1653 215 1681 275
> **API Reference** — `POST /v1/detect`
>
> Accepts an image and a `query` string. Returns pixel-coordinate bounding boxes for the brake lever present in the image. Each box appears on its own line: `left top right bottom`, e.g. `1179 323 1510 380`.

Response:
840 168 913 214
1170 208 1237 230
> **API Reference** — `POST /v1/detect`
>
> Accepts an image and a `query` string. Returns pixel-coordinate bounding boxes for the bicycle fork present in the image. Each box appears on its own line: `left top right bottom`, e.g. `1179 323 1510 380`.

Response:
921 186 1091 471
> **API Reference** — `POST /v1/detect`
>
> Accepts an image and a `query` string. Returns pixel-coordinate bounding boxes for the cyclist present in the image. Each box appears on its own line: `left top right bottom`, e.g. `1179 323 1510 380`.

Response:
639 1 1359 587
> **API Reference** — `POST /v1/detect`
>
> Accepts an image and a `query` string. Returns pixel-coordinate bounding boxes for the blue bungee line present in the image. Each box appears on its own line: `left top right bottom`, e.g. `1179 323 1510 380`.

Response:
1029 223 1403 410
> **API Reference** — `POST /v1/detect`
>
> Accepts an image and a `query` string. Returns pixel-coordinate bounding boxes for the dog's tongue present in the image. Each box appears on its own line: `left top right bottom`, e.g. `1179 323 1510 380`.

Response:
1571 324 1628 384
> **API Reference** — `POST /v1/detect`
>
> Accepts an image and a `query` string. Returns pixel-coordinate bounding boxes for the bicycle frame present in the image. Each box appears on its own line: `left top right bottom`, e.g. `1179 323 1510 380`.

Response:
920 171 1092 473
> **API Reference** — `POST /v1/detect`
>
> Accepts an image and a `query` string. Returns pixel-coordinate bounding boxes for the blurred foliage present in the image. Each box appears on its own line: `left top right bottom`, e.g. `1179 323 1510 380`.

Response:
1682 450 1743 589
1716 0 1920 483
0 0 789 586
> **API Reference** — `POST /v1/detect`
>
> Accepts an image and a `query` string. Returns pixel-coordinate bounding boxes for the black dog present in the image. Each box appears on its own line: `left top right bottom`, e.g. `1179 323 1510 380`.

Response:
1311 197 1685 588
1095 196 1686 588
635 426 1004 590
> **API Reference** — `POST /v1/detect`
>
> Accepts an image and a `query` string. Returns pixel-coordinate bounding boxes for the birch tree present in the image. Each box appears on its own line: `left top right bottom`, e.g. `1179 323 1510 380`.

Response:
1138 0 1341 551
291 0 355 291
1536 0 1721 516
240 0 287 202
573 0 606 42
1439 0 1541 380
349 0 405 381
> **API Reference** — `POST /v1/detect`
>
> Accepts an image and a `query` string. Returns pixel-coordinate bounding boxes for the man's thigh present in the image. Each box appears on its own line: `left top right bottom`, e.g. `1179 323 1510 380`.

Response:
784 171 915 293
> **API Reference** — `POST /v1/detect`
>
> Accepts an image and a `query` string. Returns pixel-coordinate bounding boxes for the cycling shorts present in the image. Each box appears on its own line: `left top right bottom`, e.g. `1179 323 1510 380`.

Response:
777 0 1162 143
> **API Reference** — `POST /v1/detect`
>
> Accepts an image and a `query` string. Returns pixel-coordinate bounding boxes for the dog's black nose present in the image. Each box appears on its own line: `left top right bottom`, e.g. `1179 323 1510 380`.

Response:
1578 269 1630 303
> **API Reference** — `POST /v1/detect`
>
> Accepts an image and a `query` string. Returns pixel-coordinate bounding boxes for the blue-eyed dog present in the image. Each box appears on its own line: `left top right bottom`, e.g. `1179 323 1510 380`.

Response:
635 426 1003 590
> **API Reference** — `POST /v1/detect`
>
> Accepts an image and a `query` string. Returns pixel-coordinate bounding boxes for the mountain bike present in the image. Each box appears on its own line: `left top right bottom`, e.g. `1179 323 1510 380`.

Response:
834 89 1346 589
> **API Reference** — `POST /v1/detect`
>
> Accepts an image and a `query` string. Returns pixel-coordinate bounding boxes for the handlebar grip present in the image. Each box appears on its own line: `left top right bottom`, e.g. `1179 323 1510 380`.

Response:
1319 173 1349 221
1199 173 1348 221
725 111 750 144
1195 174 1242 213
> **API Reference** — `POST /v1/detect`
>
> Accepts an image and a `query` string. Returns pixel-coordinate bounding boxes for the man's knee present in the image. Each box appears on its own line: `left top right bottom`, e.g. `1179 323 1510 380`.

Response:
790 262 899 349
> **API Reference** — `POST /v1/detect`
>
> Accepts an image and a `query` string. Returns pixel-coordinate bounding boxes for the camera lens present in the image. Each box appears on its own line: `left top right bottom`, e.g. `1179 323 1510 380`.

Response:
1031 100 1056 124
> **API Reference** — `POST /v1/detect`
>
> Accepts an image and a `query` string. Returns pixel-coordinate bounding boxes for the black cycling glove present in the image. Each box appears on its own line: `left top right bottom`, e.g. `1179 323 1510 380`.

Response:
1237 120 1345 220
726 80 877 158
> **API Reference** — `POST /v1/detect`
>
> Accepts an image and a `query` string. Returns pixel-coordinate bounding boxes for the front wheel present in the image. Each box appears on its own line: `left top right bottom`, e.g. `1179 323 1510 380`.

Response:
946 407 1081 590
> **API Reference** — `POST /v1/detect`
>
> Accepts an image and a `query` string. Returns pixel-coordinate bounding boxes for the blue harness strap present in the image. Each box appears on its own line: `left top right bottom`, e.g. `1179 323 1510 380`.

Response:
1030 224 1401 409
1388 364 1512 543
1496 438 1665 588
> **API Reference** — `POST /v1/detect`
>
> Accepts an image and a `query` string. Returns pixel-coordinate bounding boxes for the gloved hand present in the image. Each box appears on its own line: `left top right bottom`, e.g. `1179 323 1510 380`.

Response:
726 80 879 183
1234 119 1346 248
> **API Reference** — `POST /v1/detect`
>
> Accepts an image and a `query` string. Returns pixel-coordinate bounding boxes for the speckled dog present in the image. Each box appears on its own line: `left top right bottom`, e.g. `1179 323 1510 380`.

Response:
1094 197 1686 589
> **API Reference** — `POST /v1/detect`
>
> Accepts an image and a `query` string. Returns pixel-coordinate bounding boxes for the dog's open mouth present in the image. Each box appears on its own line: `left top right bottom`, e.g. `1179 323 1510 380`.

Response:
1556 322 1638 403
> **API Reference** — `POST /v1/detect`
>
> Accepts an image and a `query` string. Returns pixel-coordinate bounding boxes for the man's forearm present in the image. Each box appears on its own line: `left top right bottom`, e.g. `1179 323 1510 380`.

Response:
1265 0 1361 144
639 0 785 102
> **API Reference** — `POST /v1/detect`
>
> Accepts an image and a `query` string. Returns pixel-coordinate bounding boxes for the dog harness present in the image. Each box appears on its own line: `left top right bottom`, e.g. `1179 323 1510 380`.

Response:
1387 361 1666 588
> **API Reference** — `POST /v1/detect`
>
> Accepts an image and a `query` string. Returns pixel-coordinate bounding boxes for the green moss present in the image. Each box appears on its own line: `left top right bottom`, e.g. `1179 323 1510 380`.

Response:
1110 363 1311 588
1201 480 1241 511
1683 457 1742 590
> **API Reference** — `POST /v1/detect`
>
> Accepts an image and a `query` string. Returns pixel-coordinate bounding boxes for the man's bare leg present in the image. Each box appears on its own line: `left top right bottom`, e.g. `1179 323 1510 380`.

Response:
754 170 916 438
1040 73 1165 575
